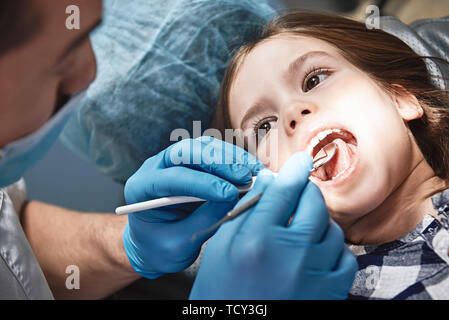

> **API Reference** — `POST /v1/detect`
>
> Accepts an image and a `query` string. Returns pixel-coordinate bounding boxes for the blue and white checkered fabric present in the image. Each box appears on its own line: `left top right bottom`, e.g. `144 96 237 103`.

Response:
348 190 449 300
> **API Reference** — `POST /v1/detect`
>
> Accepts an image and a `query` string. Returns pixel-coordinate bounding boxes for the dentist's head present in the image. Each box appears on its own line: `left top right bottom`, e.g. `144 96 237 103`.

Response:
0 0 102 187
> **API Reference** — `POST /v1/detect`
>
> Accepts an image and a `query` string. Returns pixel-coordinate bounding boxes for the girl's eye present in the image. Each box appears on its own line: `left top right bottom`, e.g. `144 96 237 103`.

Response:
303 70 329 92
254 118 277 141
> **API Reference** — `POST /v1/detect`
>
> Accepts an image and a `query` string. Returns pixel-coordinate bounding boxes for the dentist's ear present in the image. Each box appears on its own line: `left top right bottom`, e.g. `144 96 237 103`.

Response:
392 85 423 122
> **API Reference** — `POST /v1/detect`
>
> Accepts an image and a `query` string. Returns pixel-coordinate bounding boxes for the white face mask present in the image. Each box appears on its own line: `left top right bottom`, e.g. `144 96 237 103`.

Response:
0 91 86 188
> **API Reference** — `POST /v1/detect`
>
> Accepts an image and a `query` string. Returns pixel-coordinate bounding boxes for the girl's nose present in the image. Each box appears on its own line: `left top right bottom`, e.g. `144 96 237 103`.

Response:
283 103 314 136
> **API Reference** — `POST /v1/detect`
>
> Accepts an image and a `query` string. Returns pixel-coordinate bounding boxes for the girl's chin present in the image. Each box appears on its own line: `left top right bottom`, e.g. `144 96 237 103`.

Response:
320 179 390 225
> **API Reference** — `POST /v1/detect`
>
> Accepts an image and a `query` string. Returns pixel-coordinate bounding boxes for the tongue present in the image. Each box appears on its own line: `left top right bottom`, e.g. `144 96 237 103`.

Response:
323 138 355 179
311 138 356 181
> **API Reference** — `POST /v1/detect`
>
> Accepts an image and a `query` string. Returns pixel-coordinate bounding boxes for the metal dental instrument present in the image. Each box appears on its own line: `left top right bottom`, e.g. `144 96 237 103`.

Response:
190 142 338 241
309 141 338 172
115 143 337 216
115 176 260 215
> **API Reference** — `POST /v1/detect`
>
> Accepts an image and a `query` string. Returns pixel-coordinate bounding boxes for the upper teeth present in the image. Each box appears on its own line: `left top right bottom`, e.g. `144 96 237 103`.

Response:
307 128 345 155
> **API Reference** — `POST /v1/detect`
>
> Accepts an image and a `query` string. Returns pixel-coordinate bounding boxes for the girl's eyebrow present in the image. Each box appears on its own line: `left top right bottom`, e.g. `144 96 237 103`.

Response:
286 50 332 79
239 50 332 129
240 102 268 130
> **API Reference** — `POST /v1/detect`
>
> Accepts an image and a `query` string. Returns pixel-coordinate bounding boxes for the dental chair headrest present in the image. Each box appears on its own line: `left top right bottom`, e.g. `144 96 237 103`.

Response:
380 15 449 90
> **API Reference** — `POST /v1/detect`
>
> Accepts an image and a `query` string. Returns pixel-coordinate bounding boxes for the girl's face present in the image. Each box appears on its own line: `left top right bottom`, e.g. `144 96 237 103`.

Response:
228 35 424 224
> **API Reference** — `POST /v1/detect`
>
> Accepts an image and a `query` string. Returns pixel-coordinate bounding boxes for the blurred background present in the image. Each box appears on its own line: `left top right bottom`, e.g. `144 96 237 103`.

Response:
271 0 449 22
24 0 449 214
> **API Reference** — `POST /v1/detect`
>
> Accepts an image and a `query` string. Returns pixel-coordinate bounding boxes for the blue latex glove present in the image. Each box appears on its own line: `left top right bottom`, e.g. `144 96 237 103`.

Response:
189 152 358 300
123 136 264 279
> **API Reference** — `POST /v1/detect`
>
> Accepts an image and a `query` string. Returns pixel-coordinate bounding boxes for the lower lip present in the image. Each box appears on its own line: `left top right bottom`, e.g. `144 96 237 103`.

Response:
309 145 359 188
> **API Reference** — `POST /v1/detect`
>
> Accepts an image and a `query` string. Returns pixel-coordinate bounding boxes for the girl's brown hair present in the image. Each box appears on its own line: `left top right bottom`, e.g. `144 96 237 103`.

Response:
216 11 449 187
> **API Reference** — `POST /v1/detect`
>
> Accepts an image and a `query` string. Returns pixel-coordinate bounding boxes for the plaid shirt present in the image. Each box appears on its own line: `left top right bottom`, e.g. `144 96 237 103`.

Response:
348 190 449 300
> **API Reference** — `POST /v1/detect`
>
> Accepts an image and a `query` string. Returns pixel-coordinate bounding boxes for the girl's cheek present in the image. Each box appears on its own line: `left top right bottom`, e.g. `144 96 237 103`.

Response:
257 129 287 171
256 142 272 170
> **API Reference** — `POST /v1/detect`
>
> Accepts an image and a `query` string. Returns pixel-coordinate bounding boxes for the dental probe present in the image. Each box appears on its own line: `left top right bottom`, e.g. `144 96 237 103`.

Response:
115 177 262 215
191 142 338 241
115 142 337 216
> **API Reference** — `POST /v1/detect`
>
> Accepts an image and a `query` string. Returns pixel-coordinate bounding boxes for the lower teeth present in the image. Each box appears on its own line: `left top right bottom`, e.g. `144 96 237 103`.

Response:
331 166 349 180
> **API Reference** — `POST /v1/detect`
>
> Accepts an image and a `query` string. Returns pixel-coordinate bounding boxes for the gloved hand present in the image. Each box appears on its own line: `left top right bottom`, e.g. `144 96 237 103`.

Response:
189 152 358 300
123 136 264 279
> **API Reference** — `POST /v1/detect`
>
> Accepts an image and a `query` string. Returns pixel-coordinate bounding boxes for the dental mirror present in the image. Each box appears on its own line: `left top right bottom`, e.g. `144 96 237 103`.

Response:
311 142 338 172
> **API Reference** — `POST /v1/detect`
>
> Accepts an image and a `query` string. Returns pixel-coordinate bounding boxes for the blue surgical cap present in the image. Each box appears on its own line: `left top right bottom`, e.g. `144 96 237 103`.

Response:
60 0 275 183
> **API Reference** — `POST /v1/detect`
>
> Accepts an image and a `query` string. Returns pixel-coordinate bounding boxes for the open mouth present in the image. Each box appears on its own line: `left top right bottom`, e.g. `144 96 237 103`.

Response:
308 128 358 182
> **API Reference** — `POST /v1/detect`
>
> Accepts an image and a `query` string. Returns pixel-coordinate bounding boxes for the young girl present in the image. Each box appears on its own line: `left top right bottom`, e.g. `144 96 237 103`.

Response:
213 11 449 299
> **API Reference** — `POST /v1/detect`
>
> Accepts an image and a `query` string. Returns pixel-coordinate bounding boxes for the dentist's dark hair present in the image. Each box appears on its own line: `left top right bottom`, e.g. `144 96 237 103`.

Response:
216 11 449 190
0 0 41 56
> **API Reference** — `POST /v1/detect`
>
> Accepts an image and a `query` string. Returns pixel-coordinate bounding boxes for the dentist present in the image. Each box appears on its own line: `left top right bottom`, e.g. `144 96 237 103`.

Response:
0 0 356 299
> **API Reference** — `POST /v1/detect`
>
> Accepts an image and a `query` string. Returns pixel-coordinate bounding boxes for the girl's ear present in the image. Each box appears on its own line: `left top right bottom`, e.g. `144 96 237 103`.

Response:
393 85 423 122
